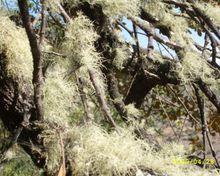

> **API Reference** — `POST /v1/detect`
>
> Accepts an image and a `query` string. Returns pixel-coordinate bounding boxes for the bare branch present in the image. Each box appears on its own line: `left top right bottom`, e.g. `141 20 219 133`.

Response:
39 0 46 44
18 0 44 120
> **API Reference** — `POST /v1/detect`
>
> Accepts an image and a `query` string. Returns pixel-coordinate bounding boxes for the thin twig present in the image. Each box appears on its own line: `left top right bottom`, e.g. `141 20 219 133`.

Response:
132 23 140 59
39 0 46 44
75 73 92 123
157 93 178 139
177 115 188 142
88 68 118 130
193 84 206 161
167 85 200 124
193 84 220 168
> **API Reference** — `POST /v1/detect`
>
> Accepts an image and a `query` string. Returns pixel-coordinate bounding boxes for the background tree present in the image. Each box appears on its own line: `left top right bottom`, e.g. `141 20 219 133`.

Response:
0 0 220 175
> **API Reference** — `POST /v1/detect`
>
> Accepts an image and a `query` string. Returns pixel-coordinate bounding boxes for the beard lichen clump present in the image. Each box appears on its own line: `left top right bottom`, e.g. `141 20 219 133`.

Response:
177 51 214 83
113 44 131 70
63 13 100 70
0 16 33 83
91 0 141 17
42 123 215 176
43 64 77 126
63 13 106 92
195 1 220 26
59 0 140 17
69 124 150 176
144 0 189 47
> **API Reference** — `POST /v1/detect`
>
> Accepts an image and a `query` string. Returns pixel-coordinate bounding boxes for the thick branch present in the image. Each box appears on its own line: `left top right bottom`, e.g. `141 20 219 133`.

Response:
130 17 183 52
197 79 220 112
105 68 128 122
0 53 46 168
125 62 180 108
89 68 118 129
18 0 44 120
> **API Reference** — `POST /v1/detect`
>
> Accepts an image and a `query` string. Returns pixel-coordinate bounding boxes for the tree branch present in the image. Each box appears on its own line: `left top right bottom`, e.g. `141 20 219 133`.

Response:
18 0 44 120
197 79 220 112
88 68 118 129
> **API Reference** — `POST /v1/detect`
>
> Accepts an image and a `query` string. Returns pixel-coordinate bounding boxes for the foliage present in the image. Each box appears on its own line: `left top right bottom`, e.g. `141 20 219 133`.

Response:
0 147 41 176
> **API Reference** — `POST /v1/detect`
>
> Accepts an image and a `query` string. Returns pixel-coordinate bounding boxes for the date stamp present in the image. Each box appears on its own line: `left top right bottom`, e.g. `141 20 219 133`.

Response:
172 157 215 165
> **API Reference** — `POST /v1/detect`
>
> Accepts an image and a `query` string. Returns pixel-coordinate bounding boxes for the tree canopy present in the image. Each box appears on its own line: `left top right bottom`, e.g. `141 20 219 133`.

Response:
0 0 220 175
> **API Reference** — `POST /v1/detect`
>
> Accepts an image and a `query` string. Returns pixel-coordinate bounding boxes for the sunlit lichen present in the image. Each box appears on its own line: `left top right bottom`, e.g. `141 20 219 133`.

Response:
43 64 77 126
0 16 33 83
62 12 106 93
177 51 214 83
41 123 215 176
195 2 220 26
62 0 140 17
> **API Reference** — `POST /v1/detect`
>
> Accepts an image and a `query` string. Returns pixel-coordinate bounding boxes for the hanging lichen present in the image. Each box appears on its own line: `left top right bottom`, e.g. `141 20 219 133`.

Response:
43 64 77 126
0 15 33 83
50 0 140 17
195 1 220 26
177 51 214 83
40 123 216 176
62 12 106 93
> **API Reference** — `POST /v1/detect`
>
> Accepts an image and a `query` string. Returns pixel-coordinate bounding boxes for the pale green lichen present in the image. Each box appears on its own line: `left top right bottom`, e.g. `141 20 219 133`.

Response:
90 0 141 17
144 0 190 47
143 0 165 20
43 64 77 126
50 0 140 17
125 103 141 117
113 45 130 70
0 16 33 83
195 2 220 26
177 51 214 83
62 12 106 93
62 13 100 69
41 123 216 176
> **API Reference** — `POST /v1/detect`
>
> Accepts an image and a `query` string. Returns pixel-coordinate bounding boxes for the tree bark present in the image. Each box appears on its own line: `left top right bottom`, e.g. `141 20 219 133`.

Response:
0 53 46 168
197 79 220 112
18 0 44 121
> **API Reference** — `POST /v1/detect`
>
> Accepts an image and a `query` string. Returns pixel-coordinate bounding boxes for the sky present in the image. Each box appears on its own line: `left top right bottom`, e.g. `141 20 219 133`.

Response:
120 18 220 64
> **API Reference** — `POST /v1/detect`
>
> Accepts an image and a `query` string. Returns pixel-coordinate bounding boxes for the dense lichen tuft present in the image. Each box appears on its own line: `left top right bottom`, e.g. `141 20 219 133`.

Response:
43 64 77 126
177 51 214 84
0 16 33 83
62 12 106 93
50 0 140 17
41 123 216 176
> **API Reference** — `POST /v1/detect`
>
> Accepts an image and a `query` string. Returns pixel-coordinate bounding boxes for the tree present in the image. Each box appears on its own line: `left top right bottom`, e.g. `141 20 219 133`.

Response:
0 0 220 175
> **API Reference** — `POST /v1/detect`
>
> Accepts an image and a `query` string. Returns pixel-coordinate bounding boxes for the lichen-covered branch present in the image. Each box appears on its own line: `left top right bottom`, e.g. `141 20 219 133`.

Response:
197 79 220 112
130 16 183 52
89 68 118 129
